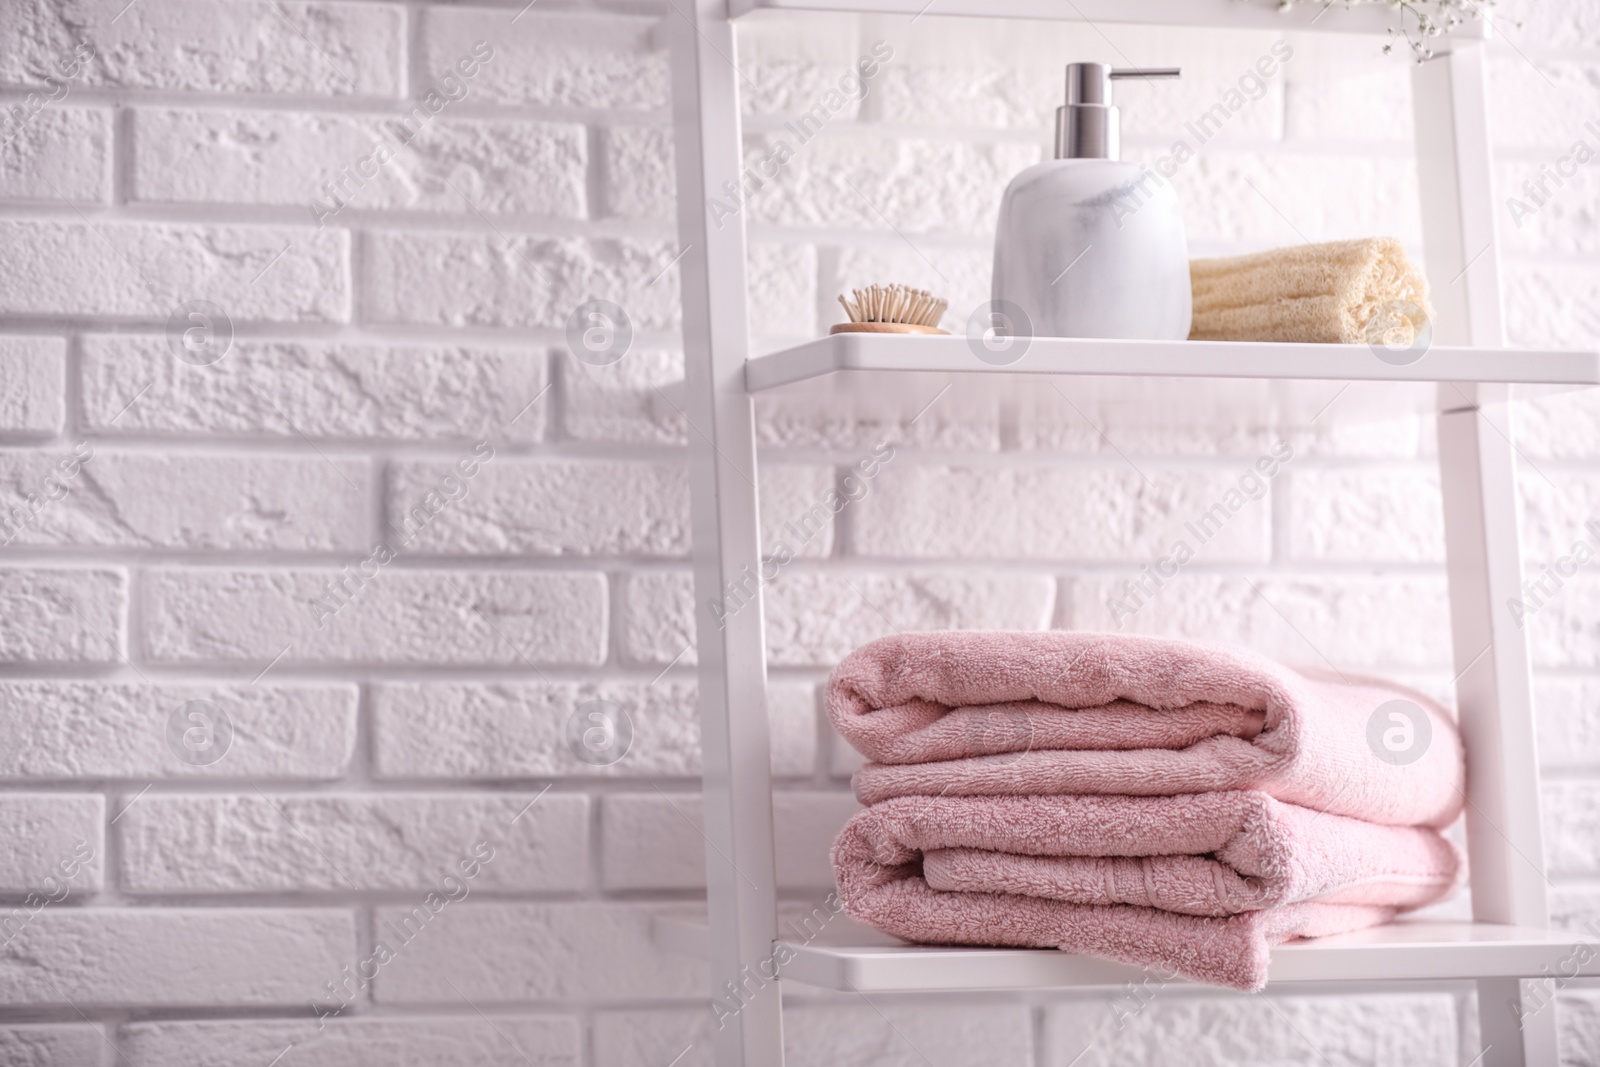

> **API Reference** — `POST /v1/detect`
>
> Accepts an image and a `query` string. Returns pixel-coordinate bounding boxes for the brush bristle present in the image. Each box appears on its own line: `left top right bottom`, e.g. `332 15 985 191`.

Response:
838 283 947 328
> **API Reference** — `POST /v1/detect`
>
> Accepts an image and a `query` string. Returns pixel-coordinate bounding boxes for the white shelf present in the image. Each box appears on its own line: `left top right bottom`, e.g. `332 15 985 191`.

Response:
656 914 1600 992
727 0 1469 37
674 0 1564 1056
741 333 1600 429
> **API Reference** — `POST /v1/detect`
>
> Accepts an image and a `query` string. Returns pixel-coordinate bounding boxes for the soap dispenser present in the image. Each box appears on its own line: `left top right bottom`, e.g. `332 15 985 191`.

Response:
991 63 1192 340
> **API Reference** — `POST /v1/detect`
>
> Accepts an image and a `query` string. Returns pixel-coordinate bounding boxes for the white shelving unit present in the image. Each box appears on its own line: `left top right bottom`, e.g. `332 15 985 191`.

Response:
664 3 1600 1065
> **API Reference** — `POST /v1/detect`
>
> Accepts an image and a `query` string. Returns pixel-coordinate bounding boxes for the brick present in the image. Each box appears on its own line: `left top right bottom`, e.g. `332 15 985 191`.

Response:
1535 676 1600 769
1021 416 1428 461
747 58 876 120
81 336 546 442
386 459 831 559
121 793 587 893
768 570 1055 666
1525 574 1600 668
625 569 1055 668
602 790 858 891
402 118 586 219
0 449 369 550
1068 572 1452 669
1520 468 1600 564
766 682 820 776
0 0 404 97
0 336 64 437
792 1002 1033 1067
874 65 1055 130
1016 417 1241 457
1501 0 1600 49
132 109 586 219
370 679 815 779
144 569 606 667
0 682 354 780
621 572 698 667
762 466 838 559
0 909 356 1007
602 125 673 222
593 1003 1034 1067
878 51 1285 143
387 459 689 556
736 23 876 120
561 348 686 444
0 220 349 322
1514 387 1600 461
745 131 1039 237
1544 781 1600 875
0 1025 103 1067
1558 990 1600 1067
1284 466 1444 563
855 463 1271 562
1550 884 1600 934
372 903 703 1003
1142 149 1423 248
119 1017 581 1067
1289 417 1433 461
373 679 698 779
0 795 101 893
756 381 998 452
0 567 123 664
748 243 818 339
363 231 677 330
1042 992 1457 1065
1498 158 1600 256
0 107 110 201
423 10 667 110
1505 261 1600 349
1488 56 1600 153
1283 48 1412 142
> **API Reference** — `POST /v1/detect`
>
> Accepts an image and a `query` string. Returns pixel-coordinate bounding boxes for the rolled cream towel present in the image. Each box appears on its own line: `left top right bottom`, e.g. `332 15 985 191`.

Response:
1188 237 1432 344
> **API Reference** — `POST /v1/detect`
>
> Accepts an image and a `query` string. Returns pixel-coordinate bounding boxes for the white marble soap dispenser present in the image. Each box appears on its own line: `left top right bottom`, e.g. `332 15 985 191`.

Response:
991 63 1192 340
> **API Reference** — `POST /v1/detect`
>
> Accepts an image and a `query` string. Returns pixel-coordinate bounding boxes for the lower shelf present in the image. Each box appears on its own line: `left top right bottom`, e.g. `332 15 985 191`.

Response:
654 913 1600 992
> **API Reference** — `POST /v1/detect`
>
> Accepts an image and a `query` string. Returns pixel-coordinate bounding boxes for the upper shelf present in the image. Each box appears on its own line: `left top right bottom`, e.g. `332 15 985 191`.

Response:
741 333 1600 430
727 0 1485 38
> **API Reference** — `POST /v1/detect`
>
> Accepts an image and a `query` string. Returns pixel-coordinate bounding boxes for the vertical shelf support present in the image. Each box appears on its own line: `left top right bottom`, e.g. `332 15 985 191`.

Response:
669 4 786 1067
1413 42 1557 1067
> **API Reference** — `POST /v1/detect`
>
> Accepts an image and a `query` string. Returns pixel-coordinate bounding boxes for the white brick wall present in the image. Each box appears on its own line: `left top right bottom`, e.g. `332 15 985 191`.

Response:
0 337 64 438
0 1 1597 1064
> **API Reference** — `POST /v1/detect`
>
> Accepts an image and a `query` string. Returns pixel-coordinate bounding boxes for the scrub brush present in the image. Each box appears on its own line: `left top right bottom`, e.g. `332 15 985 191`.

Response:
831 283 949 335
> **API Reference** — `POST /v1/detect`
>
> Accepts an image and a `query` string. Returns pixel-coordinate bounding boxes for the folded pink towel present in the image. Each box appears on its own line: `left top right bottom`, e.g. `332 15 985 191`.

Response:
845 792 1460 917
829 631 1464 828
834 821 1393 989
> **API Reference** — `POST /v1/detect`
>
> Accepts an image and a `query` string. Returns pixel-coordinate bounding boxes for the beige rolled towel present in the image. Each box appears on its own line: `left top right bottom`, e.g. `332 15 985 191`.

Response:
1188 237 1433 344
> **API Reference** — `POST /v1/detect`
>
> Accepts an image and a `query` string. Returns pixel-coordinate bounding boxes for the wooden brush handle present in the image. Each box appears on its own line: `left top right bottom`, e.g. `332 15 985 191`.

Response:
829 322 949 335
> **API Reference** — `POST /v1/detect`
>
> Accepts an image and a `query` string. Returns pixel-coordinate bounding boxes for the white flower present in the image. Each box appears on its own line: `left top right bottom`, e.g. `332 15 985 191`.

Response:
1303 0 1495 61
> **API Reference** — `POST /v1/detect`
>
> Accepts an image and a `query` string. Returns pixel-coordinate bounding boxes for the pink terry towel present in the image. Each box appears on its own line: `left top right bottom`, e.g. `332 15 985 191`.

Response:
828 631 1464 828
867 792 1460 917
832 793 1461 990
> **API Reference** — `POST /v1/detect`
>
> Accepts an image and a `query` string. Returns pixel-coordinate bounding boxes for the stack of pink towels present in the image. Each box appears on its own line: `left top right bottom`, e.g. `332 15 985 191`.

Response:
828 631 1465 990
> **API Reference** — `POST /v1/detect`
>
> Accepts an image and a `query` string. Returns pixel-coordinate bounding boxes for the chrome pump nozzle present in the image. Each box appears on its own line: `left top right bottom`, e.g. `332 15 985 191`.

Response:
1055 63 1181 160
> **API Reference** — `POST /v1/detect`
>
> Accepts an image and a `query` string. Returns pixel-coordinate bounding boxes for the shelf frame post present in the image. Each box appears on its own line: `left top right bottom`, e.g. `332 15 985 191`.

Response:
669 3 786 1067
1413 41 1558 1067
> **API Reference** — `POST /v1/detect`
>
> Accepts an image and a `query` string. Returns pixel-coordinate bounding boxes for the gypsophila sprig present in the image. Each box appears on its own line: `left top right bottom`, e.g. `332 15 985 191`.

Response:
1278 0 1500 61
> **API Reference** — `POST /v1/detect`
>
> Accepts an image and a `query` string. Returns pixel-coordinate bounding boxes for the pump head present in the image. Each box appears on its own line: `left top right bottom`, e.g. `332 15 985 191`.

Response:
1056 63 1181 160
